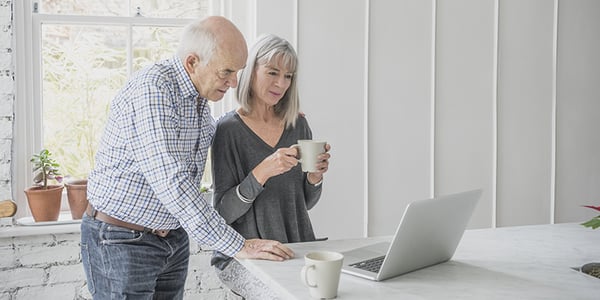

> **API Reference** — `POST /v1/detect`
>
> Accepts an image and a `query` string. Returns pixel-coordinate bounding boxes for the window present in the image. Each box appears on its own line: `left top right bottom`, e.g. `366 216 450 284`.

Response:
14 0 239 218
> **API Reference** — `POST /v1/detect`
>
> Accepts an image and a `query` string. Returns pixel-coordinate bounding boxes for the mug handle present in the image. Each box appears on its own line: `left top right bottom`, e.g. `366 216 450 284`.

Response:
291 144 302 163
301 264 317 288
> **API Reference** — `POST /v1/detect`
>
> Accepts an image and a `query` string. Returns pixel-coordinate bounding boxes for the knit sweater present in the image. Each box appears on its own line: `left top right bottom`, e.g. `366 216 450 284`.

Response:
211 111 323 267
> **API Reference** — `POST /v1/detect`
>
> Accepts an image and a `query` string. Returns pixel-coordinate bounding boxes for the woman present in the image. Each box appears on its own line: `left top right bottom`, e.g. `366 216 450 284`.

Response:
211 34 331 298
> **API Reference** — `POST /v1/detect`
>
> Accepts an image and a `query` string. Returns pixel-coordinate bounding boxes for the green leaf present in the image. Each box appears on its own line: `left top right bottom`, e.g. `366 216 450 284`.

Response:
29 149 61 188
581 216 600 229
33 172 43 184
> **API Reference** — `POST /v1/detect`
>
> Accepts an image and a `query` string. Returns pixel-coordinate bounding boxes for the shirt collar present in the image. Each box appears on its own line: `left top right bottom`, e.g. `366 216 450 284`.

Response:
172 55 200 101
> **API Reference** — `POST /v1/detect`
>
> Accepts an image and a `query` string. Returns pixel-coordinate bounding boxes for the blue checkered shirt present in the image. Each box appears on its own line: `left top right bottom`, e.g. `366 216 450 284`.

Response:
87 56 244 256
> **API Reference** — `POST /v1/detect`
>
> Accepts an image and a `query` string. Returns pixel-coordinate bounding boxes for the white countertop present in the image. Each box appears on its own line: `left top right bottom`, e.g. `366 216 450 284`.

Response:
237 223 600 299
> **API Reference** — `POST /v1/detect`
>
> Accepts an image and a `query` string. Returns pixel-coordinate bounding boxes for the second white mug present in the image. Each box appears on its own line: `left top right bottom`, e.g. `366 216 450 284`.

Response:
300 251 344 299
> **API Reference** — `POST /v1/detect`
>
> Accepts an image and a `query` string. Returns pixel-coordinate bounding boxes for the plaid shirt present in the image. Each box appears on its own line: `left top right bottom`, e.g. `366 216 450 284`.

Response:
87 56 244 256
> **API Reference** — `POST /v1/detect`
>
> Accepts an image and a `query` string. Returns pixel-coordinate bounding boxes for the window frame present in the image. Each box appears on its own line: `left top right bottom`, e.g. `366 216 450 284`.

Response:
14 0 238 219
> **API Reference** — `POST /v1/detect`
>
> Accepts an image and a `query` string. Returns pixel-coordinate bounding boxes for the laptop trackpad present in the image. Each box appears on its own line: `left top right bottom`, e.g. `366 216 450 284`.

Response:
342 242 390 264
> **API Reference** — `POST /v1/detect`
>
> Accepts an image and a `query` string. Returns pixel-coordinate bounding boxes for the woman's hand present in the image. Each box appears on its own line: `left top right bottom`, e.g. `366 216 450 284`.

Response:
307 143 331 185
252 147 299 185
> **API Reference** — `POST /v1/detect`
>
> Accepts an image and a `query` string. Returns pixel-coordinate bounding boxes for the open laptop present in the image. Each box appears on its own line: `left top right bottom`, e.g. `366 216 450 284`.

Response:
341 189 482 281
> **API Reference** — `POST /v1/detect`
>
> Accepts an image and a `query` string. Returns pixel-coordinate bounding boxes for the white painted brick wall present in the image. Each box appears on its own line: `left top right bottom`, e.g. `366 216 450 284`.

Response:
0 76 12 95
0 0 13 215
0 93 12 116
0 1 10 18
0 1 239 299
0 232 241 300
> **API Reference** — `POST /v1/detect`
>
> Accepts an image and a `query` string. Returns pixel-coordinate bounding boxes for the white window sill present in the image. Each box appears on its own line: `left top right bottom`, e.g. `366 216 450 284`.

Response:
0 223 81 238
1 191 214 239
0 212 82 238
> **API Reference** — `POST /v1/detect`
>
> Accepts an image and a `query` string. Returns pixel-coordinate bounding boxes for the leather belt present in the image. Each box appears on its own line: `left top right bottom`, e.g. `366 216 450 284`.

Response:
86 204 170 238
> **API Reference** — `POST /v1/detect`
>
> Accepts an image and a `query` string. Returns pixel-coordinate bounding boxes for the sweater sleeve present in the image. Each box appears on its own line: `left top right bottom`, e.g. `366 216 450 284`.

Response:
215 172 264 224
304 175 322 210
212 114 265 224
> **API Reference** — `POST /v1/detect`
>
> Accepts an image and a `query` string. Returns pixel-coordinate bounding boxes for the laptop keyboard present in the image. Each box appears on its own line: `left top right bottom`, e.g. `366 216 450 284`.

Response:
349 255 386 273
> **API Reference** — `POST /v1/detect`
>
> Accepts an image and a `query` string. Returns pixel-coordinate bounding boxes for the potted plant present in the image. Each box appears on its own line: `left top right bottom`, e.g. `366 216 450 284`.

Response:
23 149 64 222
579 205 600 279
581 205 600 229
65 178 88 219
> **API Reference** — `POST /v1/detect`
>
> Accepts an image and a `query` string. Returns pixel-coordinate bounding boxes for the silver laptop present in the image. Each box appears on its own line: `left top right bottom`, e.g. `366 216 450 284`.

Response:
341 189 482 281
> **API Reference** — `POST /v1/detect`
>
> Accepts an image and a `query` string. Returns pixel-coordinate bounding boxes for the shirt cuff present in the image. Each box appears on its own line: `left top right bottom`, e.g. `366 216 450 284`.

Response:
210 226 246 257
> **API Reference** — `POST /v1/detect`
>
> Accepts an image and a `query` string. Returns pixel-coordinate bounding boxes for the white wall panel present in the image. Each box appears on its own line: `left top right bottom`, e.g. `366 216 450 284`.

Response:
368 0 434 236
555 0 600 223
496 0 555 226
298 0 367 239
435 0 496 228
226 0 600 239
255 0 296 46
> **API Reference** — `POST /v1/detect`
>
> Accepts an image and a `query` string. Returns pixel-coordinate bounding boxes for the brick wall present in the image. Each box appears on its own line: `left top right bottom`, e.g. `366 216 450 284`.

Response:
0 232 237 299
0 0 13 204
0 1 237 299
0 233 90 299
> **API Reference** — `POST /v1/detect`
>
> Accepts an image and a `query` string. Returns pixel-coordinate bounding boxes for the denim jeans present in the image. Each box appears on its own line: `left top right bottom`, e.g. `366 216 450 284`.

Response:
81 214 189 300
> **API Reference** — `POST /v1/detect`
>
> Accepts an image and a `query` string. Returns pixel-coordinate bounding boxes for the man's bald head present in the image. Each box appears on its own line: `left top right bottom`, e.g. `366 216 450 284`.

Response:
176 16 247 65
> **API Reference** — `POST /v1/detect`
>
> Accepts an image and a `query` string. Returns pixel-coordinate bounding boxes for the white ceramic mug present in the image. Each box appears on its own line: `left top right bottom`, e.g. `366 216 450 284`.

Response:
293 140 327 172
300 251 344 299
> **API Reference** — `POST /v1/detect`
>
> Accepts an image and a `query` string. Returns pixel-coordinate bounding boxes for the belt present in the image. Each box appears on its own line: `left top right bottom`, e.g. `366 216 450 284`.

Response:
86 204 170 238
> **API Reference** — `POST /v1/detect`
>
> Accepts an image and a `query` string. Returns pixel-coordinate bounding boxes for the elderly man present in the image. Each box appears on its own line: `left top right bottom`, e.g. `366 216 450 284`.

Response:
81 16 293 299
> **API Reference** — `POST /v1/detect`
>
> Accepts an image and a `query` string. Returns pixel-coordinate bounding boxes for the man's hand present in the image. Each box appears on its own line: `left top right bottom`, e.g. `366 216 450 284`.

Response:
234 239 295 261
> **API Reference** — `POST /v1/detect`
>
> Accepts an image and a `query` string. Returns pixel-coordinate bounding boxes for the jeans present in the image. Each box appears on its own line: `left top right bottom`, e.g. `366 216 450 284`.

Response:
81 214 189 300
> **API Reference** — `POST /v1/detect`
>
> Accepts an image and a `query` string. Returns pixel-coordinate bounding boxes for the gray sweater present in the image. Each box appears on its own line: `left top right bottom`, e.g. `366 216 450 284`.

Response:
211 111 322 247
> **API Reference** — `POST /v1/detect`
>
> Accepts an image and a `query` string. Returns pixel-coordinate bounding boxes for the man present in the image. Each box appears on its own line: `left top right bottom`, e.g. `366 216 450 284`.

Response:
80 16 294 299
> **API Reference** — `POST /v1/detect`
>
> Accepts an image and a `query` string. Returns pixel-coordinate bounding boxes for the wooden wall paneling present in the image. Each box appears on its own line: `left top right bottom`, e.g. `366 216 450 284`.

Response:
555 0 600 223
298 0 368 239
434 0 496 229
496 0 555 226
368 0 435 236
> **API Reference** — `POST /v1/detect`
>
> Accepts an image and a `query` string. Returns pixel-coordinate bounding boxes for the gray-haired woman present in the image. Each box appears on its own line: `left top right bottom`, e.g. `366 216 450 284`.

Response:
211 34 331 298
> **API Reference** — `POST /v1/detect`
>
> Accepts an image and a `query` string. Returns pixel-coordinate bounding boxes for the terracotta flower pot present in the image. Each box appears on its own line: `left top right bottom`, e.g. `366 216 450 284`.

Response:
24 185 64 222
65 179 88 220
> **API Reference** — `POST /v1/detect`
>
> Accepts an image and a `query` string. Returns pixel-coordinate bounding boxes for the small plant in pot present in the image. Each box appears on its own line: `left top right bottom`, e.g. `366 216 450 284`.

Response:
24 149 64 222
65 178 88 220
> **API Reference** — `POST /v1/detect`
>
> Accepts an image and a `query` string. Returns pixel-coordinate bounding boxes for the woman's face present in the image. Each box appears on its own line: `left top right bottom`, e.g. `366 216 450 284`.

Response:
251 58 294 107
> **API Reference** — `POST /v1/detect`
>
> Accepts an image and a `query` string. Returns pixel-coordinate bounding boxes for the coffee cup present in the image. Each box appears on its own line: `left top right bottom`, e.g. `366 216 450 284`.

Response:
293 140 326 172
300 251 344 299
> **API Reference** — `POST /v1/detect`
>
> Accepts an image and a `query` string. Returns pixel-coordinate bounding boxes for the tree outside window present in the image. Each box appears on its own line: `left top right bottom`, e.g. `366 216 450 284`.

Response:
38 0 211 186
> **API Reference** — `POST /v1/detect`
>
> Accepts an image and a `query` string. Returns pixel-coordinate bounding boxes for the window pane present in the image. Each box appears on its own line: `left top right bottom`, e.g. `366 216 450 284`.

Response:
40 0 210 18
132 26 183 72
41 24 128 179
40 0 129 16
131 0 209 18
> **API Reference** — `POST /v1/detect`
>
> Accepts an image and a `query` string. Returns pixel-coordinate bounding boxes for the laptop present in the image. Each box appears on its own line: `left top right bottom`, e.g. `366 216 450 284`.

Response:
341 189 482 281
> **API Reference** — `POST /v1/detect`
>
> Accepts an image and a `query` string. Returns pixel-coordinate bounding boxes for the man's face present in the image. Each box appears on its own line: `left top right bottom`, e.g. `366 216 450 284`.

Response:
187 48 247 101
